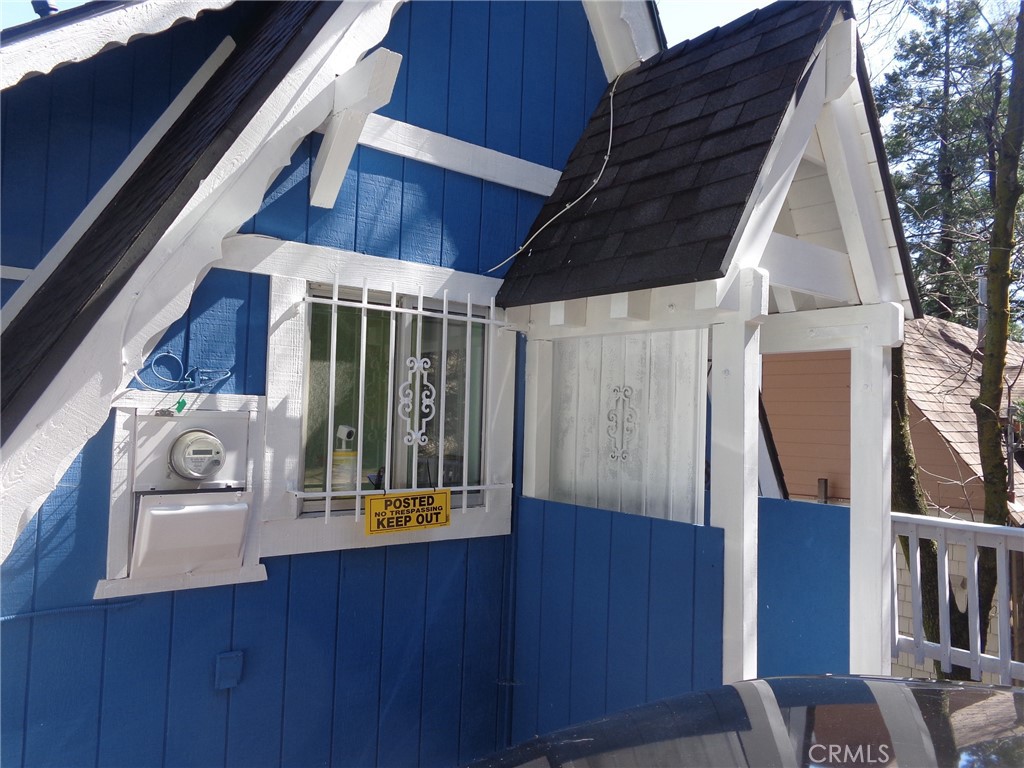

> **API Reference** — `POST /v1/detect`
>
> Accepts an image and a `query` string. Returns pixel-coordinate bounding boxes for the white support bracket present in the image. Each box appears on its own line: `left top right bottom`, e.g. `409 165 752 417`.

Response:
310 47 402 208
549 299 588 328
609 290 651 321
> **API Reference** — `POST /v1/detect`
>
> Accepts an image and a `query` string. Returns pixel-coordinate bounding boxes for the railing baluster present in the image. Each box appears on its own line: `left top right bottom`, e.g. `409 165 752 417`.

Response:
937 528 951 674
997 538 1011 685
891 512 1024 682
910 530 924 665
892 536 900 661
966 534 981 679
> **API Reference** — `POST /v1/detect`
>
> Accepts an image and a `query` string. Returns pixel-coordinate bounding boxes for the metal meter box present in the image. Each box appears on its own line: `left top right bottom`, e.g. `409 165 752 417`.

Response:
133 410 250 492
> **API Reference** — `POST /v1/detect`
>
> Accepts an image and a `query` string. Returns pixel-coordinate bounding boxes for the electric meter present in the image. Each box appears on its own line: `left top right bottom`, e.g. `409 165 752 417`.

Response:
168 429 225 481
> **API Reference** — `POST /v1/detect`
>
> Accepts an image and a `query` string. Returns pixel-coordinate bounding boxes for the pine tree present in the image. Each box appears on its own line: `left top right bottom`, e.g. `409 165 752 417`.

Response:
875 0 1022 324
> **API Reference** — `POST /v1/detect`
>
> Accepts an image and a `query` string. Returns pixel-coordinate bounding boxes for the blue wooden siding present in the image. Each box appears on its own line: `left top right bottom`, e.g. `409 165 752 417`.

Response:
1 3 622 766
252 0 606 277
0 4 249 283
758 497 850 676
510 497 725 746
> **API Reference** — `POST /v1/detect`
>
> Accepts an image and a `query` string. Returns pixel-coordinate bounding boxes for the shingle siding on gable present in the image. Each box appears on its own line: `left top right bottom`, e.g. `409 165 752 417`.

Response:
497 1 846 308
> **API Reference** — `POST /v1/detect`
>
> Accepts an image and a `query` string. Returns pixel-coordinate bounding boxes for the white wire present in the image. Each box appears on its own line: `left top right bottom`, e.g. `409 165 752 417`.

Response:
485 60 642 275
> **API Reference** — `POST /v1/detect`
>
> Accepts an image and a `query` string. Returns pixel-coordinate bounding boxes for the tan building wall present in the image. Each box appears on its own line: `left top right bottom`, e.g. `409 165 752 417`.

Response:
761 351 851 502
762 351 983 516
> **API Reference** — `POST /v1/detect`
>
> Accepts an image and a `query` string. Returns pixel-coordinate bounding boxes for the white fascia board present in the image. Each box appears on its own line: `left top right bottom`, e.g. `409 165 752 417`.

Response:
715 15 854 310
714 52 828 308
0 0 406 565
581 0 661 81
518 282 731 341
357 114 562 196
1 36 236 333
1 0 235 90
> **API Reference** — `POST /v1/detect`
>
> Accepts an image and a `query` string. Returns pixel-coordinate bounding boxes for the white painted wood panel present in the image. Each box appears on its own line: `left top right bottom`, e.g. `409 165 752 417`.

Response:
545 329 706 523
575 336 602 509
550 338 580 505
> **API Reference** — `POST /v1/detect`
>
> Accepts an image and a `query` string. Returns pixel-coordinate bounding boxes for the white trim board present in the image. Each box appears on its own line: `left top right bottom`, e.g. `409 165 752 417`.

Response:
581 0 661 81
220 234 502 299
1 266 32 282
357 113 562 197
1 0 235 90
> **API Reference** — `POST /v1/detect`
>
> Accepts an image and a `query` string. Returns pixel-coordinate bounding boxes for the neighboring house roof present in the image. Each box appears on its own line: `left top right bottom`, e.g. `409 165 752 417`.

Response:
0 0 234 89
497 0 845 308
0 0 336 441
903 316 1024 481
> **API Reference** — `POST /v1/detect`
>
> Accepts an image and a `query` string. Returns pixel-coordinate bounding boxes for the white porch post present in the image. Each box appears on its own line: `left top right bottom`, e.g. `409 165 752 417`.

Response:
849 341 893 674
711 268 767 683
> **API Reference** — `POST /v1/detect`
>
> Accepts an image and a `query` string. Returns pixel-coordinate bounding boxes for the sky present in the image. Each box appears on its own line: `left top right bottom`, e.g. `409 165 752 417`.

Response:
1 0 771 36
0 0 911 82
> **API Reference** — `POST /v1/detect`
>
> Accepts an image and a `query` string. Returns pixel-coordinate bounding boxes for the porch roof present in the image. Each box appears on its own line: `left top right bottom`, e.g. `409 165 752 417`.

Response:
497 0 921 320
496 1 846 308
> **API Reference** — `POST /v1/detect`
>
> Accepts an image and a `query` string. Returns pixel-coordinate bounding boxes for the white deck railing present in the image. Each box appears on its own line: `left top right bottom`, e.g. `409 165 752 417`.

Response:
891 512 1024 684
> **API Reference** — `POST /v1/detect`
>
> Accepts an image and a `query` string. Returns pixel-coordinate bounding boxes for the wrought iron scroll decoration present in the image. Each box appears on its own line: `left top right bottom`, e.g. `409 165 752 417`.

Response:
399 356 436 446
607 385 638 461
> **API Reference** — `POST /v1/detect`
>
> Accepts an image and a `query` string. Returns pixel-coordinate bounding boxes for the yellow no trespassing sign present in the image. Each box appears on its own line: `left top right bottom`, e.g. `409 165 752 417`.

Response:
365 489 451 535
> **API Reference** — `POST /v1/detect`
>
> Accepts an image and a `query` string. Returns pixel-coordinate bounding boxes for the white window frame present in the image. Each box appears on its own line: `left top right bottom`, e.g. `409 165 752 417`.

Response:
257 247 514 557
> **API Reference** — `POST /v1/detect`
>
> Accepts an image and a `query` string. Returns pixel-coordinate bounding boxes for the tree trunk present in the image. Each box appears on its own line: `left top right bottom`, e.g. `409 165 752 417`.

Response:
971 0 1024 656
893 345 972 678
935 0 956 319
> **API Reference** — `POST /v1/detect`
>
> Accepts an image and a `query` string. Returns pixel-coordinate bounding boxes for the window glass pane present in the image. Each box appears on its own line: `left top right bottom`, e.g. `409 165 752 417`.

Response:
303 303 389 493
303 297 484 505
393 316 483 490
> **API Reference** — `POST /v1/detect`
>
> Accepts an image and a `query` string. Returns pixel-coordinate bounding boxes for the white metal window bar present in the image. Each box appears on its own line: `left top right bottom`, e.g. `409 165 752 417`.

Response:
297 278 505 520
892 511 1024 685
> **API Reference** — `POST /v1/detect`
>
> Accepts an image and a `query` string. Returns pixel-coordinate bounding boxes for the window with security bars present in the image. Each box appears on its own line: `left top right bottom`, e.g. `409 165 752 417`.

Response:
298 282 495 517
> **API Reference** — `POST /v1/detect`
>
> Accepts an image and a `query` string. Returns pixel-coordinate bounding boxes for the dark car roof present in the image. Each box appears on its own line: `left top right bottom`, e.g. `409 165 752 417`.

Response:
470 676 1024 767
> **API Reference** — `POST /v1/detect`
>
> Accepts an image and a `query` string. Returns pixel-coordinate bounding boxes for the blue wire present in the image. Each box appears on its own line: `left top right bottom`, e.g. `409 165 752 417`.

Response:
132 350 231 393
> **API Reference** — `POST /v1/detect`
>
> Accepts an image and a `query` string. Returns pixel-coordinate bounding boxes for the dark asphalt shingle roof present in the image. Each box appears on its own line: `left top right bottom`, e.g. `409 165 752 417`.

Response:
1 1 336 442
496 0 848 308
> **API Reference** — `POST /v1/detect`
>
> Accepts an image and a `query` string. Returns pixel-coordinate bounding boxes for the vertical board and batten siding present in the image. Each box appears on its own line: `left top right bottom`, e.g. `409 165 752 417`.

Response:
548 331 707 522
509 497 725 746
1 2 617 767
758 497 850 676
